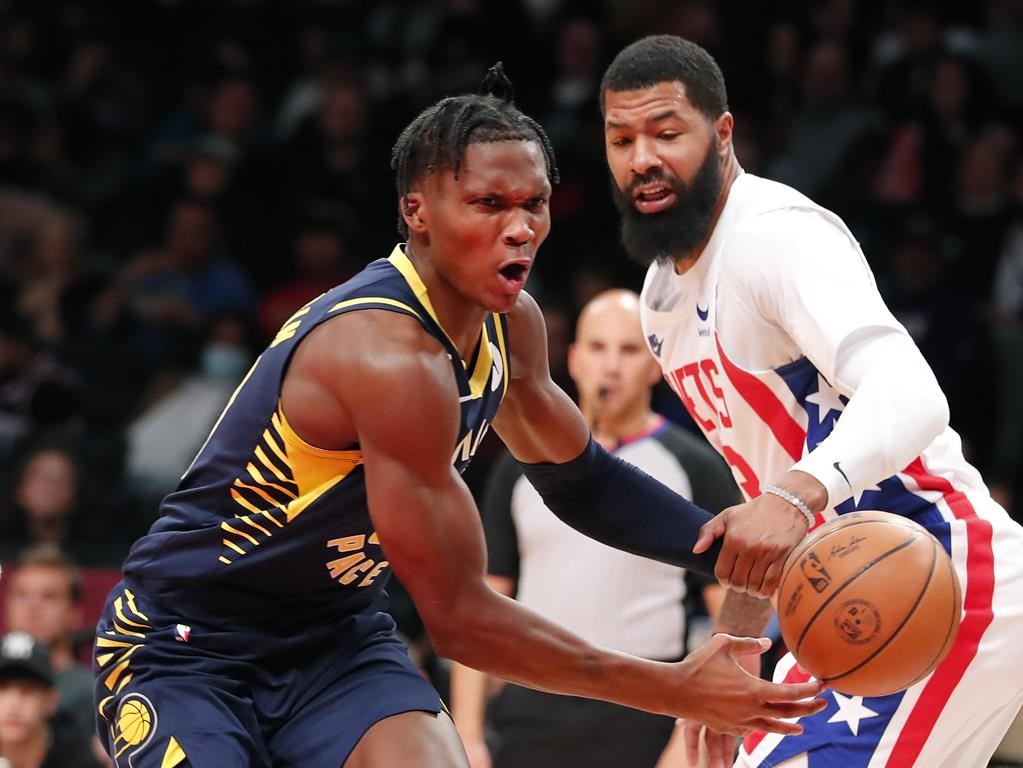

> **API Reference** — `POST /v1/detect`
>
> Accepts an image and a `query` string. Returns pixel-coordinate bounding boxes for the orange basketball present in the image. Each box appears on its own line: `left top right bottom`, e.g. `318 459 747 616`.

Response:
777 510 961 696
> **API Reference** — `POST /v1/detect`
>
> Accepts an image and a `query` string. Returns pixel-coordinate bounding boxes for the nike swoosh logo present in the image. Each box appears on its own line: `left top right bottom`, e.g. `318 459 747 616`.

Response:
696 304 709 321
833 461 852 489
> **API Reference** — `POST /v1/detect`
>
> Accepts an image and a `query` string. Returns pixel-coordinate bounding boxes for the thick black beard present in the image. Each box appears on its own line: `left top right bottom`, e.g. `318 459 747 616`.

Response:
611 142 723 268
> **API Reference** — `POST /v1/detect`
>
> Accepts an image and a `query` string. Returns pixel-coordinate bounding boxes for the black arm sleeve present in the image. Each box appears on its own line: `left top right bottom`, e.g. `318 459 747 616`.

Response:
653 425 741 587
518 437 722 578
480 450 522 581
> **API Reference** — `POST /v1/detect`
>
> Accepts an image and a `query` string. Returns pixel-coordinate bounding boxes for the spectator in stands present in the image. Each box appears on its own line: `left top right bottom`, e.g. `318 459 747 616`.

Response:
4 544 95 748
110 199 256 369
284 77 392 250
14 214 97 348
0 441 119 567
871 2 950 121
879 216 982 417
258 220 356 342
947 129 1015 302
768 39 881 199
873 53 992 212
126 313 254 500
991 157 1023 517
0 630 102 768
0 305 82 462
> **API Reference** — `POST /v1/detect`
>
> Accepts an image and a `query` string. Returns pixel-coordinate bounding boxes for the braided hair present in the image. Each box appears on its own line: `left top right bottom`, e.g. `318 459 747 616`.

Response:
391 63 559 237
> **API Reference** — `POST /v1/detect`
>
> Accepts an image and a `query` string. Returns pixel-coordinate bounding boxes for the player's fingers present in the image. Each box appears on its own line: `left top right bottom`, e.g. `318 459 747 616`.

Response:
756 677 825 702
756 559 785 599
762 695 829 719
682 720 702 765
714 538 739 587
728 546 759 594
745 552 771 598
724 635 771 660
705 731 730 768
694 513 727 554
747 717 806 736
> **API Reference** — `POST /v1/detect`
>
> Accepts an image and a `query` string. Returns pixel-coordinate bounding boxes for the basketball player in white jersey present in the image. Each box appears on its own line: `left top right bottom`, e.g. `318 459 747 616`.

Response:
601 34 1023 768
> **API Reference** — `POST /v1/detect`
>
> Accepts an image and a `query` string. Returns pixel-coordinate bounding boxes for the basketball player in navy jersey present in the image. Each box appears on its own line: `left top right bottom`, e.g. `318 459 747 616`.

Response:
92 66 823 768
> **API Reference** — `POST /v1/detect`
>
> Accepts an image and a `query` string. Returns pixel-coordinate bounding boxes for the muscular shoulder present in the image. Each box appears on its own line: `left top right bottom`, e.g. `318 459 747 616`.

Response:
286 309 458 440
302 308 446 369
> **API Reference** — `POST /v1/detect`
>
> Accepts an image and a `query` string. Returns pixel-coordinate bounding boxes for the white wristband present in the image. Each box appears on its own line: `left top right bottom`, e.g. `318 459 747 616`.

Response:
762 484 815 527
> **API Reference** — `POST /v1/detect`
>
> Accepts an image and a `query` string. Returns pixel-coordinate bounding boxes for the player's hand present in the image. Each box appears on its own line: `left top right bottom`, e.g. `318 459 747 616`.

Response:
680 638 763 767
693 472 826 597
461 737 492 768
682 721 736 768
674 634 825 736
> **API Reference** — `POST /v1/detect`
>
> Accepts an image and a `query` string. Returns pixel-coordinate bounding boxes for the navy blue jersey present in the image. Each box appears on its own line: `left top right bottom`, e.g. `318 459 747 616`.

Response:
122 245 509 630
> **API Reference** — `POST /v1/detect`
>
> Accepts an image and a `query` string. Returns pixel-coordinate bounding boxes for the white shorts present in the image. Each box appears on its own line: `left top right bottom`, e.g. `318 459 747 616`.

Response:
737 495 1023 768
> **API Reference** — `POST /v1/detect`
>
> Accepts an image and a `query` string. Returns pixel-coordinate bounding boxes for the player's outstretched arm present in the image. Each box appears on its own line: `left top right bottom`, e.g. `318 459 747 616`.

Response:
492 292 723 576
449 574 513 768
325 310 824 734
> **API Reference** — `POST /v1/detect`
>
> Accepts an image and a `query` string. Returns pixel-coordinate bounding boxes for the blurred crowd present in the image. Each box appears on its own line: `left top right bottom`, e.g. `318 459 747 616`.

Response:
1 0 1022 762
0 0 1022 751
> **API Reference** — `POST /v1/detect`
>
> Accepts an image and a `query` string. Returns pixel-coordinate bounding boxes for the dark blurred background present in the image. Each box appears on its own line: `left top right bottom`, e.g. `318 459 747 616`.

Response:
1 1 1022 762
0 0 1020 589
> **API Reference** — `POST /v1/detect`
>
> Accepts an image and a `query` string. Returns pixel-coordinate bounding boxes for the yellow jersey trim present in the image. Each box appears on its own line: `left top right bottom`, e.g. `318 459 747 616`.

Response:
329 295 424 320
273 408 363 461
493 314 510 399
161 737 187 768
387 245 456 346
466 321 493 399
388 245 499 399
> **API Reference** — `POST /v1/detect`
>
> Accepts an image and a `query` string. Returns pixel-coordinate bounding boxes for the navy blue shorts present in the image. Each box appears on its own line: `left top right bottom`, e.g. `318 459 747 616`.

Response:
93 581 442 768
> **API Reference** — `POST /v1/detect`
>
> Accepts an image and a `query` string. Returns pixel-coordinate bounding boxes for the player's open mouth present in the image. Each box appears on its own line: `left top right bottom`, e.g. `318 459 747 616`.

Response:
633 186 677 214
499 262 529 285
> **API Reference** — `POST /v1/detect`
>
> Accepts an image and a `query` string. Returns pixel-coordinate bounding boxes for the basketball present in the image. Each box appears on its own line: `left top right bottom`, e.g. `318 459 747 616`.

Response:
777 510 962 697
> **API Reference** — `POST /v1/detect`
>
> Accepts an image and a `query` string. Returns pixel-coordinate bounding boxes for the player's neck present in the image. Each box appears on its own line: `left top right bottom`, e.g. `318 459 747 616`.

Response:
403 243 489 360
673 157 741 276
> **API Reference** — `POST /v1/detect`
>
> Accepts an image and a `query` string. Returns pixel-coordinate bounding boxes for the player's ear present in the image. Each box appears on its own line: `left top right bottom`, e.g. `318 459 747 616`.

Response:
401 193 428 235
714 111 733 159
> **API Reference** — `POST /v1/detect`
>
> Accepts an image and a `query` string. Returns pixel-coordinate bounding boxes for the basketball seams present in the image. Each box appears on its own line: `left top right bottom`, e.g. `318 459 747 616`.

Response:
778 511 963 698
824 535 937 687
793 530 920 655
899 545 963 691
779 516 925 597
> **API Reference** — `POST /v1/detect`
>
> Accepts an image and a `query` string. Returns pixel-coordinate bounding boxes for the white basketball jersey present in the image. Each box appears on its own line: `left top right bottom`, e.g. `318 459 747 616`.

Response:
639 173 1023 767
639 173 993 525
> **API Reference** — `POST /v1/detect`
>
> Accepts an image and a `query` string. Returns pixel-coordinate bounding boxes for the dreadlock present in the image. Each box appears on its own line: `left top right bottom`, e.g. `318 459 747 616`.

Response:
391 62 559 237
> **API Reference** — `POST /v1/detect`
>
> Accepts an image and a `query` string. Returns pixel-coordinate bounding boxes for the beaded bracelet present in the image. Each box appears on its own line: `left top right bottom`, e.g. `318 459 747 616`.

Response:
762 484 816 527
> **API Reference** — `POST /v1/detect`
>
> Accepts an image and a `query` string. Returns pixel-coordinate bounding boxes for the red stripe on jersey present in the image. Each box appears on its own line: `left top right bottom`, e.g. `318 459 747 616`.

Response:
714 336 805 462
885 458 994 767
742 664 814 756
